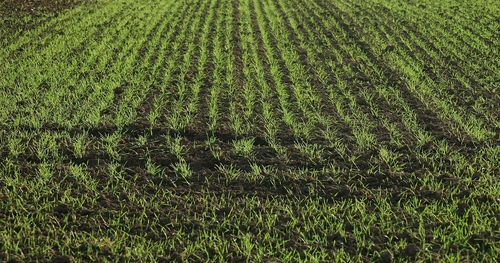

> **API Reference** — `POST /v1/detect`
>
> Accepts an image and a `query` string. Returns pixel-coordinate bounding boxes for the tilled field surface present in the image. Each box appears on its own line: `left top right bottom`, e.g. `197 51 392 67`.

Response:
0 0 499 261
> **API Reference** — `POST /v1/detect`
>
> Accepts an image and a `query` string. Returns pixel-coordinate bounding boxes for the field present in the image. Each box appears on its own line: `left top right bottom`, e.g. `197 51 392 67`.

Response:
0 0 499 261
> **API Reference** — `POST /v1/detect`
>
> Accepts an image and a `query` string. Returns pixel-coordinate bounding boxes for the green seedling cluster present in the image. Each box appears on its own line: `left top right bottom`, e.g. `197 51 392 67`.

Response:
0 0 499 261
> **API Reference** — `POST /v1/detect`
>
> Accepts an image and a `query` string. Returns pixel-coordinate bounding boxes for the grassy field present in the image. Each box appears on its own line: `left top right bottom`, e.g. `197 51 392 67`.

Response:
0 0 499 261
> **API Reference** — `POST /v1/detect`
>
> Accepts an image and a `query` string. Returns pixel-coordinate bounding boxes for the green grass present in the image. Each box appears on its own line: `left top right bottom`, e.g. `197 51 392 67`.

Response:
0 0 499 261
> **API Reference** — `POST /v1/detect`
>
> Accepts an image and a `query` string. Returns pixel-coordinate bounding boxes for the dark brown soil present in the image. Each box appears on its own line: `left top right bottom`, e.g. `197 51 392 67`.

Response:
1 0 87 13
0 0 94 40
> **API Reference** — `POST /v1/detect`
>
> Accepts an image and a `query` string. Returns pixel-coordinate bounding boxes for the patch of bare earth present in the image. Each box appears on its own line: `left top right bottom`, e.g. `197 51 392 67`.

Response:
0 0 94 40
